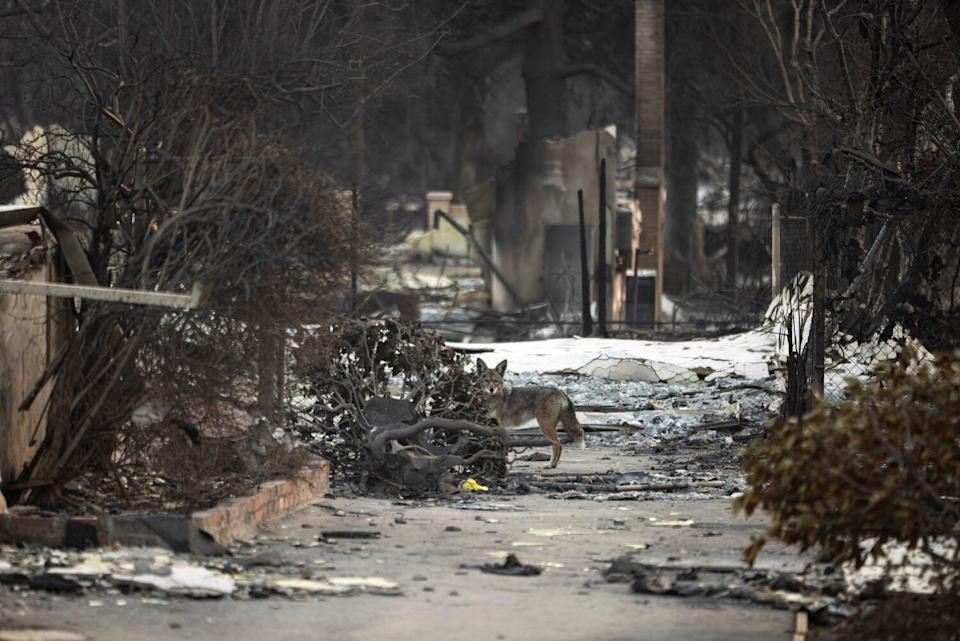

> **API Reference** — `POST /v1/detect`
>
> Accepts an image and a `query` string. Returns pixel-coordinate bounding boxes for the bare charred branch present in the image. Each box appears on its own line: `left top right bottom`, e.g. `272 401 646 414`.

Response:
438 6 543 56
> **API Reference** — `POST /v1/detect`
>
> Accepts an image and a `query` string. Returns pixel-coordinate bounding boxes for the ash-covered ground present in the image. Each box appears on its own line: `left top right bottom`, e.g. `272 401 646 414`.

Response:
489 370 781 501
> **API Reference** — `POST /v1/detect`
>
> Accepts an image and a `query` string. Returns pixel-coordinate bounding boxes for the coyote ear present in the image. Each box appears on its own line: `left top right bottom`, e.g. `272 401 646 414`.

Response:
476 358 488 373
494 360 508 376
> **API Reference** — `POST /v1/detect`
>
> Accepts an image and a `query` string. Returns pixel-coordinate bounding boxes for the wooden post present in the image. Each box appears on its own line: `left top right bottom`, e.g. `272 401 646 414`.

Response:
803 213 825 404
631 247 641 326
811 218 826 398
597 158 608 337
577 189 592 336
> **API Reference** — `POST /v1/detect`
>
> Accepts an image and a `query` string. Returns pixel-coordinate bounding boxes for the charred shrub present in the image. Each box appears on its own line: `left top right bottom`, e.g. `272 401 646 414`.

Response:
736 348 960 591
295 320 506 493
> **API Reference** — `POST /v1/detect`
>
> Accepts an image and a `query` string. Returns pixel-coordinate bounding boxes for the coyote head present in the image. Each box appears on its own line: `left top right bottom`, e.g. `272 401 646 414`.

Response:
476 358 508 397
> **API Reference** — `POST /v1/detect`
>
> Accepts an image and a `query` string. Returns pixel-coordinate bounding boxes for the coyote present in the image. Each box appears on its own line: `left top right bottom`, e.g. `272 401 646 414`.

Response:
476 359 585 468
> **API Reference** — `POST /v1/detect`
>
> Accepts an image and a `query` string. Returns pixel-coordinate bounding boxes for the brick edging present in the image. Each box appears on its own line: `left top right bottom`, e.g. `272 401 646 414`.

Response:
0 461 329 554
192 463 330 546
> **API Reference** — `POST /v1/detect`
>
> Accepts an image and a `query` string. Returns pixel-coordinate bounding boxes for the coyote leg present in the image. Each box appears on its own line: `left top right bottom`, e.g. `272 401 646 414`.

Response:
538 417 563 468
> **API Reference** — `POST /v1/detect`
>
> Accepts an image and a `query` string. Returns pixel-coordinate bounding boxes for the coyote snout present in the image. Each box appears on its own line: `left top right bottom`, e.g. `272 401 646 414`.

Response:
476 358 585 468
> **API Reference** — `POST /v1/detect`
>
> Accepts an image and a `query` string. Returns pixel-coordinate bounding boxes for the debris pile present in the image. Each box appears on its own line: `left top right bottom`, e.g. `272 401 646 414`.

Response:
295 320 509 494
605 557 855 623
498 371 779 501
38 419 310 514
0 545 401 600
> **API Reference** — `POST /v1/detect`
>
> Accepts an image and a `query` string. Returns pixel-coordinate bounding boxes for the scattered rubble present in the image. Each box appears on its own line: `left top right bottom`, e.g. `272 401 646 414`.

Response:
497 371 775 501
0 545 401 601
453 332 776 383
843 539 958 595
295 321 509 494
113 565 236 598
605 557 855 623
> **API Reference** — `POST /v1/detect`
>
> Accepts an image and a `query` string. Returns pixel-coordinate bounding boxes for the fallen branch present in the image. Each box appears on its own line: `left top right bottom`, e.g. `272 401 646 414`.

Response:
18 338 72 413
368 418 508 458
575 404 632 412
719 383 783 395
690 419 743 432
581 424 629 432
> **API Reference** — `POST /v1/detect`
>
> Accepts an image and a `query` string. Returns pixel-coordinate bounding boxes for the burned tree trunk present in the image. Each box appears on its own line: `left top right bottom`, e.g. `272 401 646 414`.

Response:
521 0 568 142
664 4 700 294
665 99 698 293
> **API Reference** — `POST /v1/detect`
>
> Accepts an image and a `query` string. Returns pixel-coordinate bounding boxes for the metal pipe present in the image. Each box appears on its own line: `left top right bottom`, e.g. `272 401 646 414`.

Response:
577 189 592 336
596 158 608 337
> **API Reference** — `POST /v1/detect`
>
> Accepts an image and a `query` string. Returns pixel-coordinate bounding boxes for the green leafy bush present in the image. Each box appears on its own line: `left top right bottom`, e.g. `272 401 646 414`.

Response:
736 349 960 589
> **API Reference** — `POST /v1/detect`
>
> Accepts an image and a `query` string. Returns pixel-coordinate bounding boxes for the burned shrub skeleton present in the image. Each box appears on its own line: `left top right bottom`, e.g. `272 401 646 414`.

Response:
737 348 960 594
296 321 509 493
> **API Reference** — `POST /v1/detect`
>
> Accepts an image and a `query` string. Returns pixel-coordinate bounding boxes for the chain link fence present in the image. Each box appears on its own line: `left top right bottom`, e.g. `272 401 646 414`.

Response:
777 199 942 413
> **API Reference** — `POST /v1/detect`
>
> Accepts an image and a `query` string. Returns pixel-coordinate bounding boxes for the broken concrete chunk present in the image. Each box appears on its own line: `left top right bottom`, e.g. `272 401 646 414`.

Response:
649 519 694 527
326 577 400 593
0 629 88 641
264 575 401 596
112 564 236 598
266 577 352 595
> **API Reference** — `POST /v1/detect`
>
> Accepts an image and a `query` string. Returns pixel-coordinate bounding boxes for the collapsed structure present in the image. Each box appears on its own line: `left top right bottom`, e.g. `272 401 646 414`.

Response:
409 126 654 333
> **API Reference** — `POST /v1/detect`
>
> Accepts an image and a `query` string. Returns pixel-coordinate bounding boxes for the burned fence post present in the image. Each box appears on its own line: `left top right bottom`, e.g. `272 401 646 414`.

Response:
577 189 593 337
810 212 826 398
632 247 641 328
596 158 608 338
771 203 781 299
